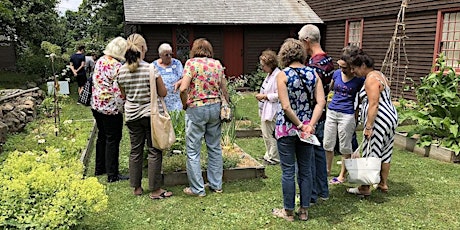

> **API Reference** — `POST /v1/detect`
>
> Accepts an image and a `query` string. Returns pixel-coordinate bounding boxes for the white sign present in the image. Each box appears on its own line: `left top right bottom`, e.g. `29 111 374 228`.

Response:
47 81 70 95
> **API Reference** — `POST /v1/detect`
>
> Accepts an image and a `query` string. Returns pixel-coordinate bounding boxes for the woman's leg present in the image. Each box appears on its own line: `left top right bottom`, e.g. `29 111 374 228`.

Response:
296 141 314 209
126 119 146 190
378 163 390 191
277 136 297 211
145 117 164 192
261 120 279 162
92 110 106 175
185 107 207 195
204 103 223 191
101 113 123 180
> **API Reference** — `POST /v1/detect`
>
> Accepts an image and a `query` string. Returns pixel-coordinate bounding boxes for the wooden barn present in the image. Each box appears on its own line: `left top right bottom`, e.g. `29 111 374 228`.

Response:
123 0 323 78
304 0 460 99
0 35 16 71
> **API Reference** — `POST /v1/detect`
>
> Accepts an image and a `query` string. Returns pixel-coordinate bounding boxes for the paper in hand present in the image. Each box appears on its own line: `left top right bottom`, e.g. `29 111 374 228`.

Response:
296 130 321 146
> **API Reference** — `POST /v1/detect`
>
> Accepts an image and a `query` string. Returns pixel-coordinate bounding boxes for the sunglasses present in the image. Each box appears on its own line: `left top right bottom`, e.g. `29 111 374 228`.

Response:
163 53 173 57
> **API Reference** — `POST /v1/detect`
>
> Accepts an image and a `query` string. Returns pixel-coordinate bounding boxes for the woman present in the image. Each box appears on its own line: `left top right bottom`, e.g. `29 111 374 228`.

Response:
272 38 325 222
324 46 364 185
91 37 129 182
179 38 229 197
152 43 184 111
347 48 398 196
117 33 173 199
256 50 281 165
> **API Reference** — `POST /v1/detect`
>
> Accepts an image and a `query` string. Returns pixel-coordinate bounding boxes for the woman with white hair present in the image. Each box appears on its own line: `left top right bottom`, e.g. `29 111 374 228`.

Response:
152 43 184 111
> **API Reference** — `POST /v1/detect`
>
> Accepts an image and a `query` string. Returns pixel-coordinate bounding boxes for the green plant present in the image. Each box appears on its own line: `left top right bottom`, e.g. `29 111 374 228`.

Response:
398 54 460 154
169 110 186 153
244 66 266 92
0 148 108 229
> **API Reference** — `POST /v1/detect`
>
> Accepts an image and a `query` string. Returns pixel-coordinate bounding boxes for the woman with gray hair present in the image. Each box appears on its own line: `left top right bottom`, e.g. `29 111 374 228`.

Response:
152 43 184 111
272 38 325 222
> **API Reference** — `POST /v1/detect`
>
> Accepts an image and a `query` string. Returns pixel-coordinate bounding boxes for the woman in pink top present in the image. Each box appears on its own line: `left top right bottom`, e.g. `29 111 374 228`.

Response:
256 50 281 165
179 38 229 196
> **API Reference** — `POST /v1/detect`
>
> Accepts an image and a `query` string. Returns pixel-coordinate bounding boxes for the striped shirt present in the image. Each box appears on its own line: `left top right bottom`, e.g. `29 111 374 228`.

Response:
117 61 163 122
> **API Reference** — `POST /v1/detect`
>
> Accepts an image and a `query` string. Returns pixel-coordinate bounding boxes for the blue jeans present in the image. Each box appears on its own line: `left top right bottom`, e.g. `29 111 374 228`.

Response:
310 121 329 202
185 103 222 195
277 136 313 210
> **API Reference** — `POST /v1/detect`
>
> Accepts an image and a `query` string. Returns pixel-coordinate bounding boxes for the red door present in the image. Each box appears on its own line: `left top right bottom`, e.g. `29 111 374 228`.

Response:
223 27 244 78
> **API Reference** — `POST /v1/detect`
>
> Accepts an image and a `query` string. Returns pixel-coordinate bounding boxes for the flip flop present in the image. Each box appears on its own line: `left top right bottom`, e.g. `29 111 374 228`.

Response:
272 208 294 222
328 177 344 185
296 208 308 221
149 190 173 199
346 187 371 198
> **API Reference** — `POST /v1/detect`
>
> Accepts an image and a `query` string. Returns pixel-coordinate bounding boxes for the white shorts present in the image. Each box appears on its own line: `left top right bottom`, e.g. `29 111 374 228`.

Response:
323 110 356 154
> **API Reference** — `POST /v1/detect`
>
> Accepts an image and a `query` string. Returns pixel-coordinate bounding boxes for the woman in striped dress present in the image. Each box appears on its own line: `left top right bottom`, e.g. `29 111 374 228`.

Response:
346 48 398 196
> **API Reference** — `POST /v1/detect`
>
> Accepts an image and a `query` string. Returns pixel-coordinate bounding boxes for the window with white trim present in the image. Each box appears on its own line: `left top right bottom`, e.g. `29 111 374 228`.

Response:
438 11 460 69
345 19 363 48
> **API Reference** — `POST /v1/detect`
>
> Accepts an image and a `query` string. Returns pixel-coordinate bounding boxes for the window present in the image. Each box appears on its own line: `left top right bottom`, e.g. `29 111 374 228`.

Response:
435 10 460 70
173 26 193 64
345 19 363 48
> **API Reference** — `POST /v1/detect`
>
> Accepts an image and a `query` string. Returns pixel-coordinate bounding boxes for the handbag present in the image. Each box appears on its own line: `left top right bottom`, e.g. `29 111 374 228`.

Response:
219 75 232 122
344 139 381 185
78 77 92 106
149 64 176 150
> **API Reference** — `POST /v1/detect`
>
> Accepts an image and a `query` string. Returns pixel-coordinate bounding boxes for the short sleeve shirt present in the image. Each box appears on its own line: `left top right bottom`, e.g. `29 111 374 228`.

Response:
70 53 86 76
91 56 124 115
182 57 224 108
153 58 183 111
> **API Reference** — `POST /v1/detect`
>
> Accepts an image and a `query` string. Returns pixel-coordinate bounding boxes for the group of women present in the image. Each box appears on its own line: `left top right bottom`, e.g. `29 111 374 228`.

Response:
257 38 397 221
90 34 228 199
88 29 397 222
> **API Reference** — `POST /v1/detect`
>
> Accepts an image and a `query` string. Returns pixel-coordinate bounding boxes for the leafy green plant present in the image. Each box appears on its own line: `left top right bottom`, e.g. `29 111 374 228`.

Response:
398 54 460 154
169 110 186 153
0 148 108 229
244 66 266 92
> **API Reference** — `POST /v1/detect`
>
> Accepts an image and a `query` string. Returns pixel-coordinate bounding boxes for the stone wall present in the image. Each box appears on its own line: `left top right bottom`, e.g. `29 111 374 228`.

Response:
0 89 45 152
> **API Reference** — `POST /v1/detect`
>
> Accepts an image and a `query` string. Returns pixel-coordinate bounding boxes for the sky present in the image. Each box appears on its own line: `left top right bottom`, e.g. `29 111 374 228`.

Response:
57 0 83 15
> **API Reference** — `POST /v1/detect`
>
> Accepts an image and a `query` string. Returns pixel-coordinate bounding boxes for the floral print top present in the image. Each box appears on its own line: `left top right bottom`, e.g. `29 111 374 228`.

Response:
153 58 183 111
91 55 124 115
275 67 317 139
183 57 224 108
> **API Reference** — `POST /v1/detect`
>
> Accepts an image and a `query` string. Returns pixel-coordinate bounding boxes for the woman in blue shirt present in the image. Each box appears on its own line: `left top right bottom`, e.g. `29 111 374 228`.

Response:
152 43 184 111
324 46 365 185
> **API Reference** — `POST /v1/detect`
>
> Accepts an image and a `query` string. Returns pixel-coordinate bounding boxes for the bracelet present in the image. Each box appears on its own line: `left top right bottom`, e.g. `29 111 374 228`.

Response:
297 123 304 129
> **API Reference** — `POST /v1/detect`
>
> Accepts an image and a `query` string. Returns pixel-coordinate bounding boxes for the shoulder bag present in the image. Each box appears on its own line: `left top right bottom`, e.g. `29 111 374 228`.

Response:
78 77 92 106
150 64 176 150
344 139 381 185
220 75 232 122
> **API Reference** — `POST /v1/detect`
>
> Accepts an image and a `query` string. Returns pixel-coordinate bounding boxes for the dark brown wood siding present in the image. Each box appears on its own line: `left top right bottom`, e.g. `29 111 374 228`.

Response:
194 26 224 61
244 25 296 74
304 0 460 21
137 25 174 63
322 22 346 65
0 43 16 70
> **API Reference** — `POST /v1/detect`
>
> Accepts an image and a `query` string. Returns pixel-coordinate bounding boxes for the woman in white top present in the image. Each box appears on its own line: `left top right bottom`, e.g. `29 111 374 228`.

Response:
256 50 281 165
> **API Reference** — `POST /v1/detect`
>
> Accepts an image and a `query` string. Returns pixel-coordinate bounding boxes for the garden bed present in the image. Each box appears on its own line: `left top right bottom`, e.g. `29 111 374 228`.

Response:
162 144 266 186
394 132 460 163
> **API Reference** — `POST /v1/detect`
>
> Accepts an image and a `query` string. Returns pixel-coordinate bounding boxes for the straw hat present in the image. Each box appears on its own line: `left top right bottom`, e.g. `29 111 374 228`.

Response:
103 37 127 61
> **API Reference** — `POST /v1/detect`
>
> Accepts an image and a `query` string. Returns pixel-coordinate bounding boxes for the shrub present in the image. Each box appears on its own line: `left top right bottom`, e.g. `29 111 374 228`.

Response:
244 67 266 92
0 148 108 229
398 54 460 154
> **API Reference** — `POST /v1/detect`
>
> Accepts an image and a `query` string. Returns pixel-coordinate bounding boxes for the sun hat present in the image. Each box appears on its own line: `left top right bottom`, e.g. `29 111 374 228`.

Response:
103 37 128 61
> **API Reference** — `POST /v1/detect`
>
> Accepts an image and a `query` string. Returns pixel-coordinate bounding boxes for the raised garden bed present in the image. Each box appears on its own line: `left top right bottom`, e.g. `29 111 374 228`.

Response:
162 144 266 186
394 132 459 163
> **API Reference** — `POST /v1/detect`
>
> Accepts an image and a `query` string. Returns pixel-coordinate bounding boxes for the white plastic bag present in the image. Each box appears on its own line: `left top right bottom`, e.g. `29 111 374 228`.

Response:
344 141 381 185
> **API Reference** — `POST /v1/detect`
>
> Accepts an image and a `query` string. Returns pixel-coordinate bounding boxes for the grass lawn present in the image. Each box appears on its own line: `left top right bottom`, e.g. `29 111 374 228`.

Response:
78 93 460 229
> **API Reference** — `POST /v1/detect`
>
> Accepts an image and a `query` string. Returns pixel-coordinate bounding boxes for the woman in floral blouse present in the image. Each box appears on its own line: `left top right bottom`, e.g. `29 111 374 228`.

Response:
179 38 229 197
91 37 129 183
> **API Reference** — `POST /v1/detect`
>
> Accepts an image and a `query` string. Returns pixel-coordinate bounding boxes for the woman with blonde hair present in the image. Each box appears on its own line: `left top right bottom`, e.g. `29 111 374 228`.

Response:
272 38 325 221
91 37 129 183
117 33 172 199
179 38 229 197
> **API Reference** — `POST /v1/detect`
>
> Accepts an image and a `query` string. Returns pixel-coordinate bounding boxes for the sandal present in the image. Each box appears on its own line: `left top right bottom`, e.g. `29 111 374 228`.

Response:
149 190 173 199
328 177 344 185
373 184 389 193
183 187 206 197
272 208 294 222
346 187 371 198
296 208 308 221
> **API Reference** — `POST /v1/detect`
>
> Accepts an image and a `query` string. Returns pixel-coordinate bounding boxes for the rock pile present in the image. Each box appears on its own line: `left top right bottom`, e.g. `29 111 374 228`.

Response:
0 88 45 152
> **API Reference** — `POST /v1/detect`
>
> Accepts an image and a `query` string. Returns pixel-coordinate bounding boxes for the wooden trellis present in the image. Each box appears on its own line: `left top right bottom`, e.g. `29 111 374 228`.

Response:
381 0 410 99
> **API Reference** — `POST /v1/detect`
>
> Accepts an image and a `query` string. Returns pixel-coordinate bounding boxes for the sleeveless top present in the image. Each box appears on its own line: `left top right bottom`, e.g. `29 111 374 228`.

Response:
275 66 317 139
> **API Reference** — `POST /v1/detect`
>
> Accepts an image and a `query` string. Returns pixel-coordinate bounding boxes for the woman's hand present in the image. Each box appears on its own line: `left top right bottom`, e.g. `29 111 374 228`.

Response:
300 123 315 135
255 93 266 101
364 127 373 139
351 152 360 159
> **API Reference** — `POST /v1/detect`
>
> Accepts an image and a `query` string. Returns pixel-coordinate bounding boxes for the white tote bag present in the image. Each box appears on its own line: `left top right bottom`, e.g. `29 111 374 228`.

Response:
344 140 381 185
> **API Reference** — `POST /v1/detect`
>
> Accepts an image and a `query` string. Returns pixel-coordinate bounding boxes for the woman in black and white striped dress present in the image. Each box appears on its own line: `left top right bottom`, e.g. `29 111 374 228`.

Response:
346 48 398 196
